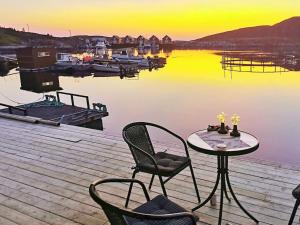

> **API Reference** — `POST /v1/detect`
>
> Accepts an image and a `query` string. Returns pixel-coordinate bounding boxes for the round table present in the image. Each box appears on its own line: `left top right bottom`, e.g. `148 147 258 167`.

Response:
187 129 259 225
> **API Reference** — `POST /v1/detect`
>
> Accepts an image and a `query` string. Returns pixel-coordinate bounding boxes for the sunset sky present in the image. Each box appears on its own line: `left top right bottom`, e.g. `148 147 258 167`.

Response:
1 0 299 40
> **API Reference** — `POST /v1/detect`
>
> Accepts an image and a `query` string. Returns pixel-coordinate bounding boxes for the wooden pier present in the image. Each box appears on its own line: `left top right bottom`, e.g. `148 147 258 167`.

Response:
0 117 298 225
0 92 108 130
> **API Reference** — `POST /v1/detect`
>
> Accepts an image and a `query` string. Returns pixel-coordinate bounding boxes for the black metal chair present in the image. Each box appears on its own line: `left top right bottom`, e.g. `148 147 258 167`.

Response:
288 184 300 225
122 122 201 208
89 178 197 225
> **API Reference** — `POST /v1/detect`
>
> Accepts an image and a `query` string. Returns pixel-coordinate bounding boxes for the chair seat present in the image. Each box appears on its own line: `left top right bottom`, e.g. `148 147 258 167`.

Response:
293 184 300 199
126 195 195 225
139 152 190 176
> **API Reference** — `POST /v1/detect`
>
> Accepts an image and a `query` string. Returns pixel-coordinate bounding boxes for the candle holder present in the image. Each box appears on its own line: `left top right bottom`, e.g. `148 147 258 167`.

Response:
218 122 228 134
217 112 228 134
230 114 241 137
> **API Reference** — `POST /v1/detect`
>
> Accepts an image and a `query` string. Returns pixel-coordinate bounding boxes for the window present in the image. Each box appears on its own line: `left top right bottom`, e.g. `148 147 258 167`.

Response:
42 81 53 86
38 52 50 57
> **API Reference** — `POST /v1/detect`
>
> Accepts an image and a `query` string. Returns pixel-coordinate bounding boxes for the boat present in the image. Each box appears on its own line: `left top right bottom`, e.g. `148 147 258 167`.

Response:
112 50 150 67
92 63 120 73
55 53 92 71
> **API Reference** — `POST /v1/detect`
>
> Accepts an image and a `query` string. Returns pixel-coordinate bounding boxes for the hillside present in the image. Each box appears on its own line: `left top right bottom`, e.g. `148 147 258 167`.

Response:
188 17 300 48
0 27 56 45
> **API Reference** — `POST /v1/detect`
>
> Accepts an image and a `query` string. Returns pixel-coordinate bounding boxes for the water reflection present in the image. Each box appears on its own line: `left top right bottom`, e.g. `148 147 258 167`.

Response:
1 50 300 166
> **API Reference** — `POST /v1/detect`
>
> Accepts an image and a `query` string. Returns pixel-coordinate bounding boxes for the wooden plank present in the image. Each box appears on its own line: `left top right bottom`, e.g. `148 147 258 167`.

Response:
0 117 298 225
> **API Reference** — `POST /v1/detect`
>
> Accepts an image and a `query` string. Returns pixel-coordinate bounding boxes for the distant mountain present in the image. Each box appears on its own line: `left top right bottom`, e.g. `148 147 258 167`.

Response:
183 17 300 51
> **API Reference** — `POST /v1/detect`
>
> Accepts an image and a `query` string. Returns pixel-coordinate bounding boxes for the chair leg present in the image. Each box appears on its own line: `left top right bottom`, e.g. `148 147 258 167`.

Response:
158 175 168 197
189 163 201 203
125 170 137 208
288 199 300 225
149 174 155 190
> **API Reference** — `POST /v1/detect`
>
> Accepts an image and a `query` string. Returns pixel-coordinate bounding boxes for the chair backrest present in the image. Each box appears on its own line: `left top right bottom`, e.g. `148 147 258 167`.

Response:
90 180 130 225
123 123 155 165
89 178 151 225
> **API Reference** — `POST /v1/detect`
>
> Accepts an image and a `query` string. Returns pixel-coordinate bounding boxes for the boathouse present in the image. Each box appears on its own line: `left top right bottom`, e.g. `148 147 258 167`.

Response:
137 35 146 44
111 35 121 44
162 35 172 44
149 35 160 48
16 46 56 70
123 35 135 44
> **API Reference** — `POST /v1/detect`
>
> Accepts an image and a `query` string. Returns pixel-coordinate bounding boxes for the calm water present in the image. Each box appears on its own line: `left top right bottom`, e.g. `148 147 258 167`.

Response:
1 50 300 166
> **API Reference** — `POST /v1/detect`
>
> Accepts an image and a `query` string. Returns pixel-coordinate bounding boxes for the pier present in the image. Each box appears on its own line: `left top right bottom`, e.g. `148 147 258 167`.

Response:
0 116 298 225
0 92 108 130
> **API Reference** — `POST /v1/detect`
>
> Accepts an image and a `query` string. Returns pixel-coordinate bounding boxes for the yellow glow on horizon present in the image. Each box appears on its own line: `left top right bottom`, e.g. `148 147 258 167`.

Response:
0 0 299 39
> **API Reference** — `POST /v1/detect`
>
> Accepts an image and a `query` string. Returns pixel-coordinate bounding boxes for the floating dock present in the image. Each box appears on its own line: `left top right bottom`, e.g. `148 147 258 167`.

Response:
0 92 108 130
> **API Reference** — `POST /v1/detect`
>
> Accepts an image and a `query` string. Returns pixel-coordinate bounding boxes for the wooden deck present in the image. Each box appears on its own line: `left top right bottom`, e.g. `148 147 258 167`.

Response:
0 117 299 225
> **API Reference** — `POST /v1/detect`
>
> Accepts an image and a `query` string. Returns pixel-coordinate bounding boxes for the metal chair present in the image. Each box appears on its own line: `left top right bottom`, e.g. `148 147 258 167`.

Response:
288 184 300 225
122 122 201 208
89 178 197 225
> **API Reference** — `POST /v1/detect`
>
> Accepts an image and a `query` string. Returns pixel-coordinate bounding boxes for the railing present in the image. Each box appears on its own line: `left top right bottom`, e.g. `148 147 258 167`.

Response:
56 91 90 109
0 103 27 116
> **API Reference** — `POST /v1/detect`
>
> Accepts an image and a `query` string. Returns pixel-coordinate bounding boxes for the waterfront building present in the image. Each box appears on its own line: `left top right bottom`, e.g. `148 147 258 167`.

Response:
16 47 56 69
162 35 172 44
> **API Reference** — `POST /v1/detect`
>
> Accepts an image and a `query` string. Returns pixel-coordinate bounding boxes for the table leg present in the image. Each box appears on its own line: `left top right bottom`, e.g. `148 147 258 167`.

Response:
225 168 259 223
192 156 221 212
192 156 259 224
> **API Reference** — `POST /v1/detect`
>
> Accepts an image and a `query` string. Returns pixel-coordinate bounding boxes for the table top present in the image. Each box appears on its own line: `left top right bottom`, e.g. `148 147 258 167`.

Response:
187 129 259 156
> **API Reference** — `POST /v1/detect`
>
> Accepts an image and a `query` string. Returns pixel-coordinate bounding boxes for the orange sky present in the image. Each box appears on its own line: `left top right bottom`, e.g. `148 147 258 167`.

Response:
1 0 299 40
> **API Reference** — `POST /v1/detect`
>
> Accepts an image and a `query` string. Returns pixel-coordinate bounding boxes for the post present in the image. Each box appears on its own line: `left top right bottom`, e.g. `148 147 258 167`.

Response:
71 95 74 106
86 97 90 109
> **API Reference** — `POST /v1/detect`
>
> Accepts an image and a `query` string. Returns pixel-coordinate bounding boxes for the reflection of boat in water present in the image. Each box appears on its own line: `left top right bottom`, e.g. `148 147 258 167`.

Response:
92 63 120 73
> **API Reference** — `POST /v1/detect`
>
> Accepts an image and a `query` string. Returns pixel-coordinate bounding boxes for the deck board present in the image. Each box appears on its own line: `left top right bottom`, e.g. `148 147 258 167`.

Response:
0 117 299 225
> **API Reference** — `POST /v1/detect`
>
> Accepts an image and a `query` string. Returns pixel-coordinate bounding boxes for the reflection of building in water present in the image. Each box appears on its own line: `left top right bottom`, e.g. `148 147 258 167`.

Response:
20 71 62 93
220 52 300 73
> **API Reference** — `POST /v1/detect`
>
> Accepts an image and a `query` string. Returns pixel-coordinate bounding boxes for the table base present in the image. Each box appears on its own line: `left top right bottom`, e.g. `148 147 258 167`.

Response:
192 156 259 225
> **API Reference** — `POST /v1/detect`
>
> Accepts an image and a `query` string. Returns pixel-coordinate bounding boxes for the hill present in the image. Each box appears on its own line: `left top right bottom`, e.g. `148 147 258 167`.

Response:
187 17 300 50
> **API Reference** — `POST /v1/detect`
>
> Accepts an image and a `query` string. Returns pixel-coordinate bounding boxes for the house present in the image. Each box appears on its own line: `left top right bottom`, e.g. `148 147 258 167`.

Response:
149 35 160 48
123 35 135 44
137 35 146 44
162 35 172 44
111 35 121 44
16 47 56 69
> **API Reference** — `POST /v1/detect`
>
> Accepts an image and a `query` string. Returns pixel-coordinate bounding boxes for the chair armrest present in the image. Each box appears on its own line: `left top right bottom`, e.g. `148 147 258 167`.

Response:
146 122 190 158
90 178 150 202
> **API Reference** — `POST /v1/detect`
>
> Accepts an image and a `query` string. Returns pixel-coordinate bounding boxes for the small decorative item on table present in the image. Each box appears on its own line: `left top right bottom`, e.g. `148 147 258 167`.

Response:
217 112 228 134
230 114 240 137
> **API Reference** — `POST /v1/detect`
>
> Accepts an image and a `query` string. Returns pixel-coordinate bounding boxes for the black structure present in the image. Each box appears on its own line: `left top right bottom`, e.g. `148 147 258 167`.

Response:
122 122 201 208
187 129 259 225
288 184 300 225
89 178 197 225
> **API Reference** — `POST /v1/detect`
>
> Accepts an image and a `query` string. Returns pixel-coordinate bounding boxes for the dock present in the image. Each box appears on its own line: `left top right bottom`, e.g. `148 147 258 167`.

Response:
0 92 108 130
0 116 298 225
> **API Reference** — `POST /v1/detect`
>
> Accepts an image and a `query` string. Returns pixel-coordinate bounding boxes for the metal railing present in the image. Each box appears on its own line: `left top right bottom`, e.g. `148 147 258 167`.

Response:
0 103 27 116
56 91 90 109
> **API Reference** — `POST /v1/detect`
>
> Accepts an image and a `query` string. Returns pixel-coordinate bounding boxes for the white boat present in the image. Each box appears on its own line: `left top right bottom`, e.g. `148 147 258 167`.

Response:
94 41 108 58
92 63 120 73
112 50 150 67
55 53 91 71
